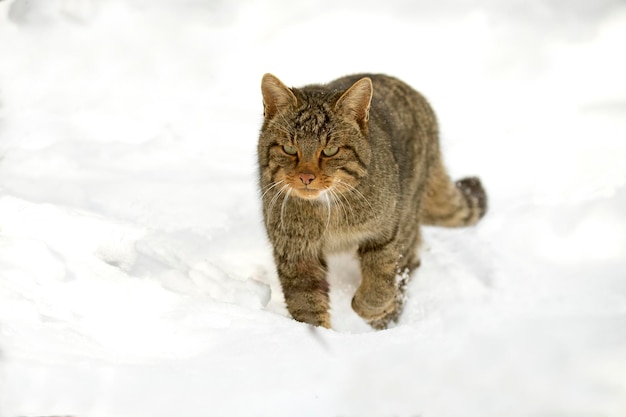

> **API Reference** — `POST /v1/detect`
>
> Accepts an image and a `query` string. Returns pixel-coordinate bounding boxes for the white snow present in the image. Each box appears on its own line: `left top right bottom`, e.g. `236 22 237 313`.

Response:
1 0 626 416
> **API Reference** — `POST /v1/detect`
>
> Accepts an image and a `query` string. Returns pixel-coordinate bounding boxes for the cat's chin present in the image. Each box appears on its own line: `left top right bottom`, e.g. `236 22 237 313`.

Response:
292 188 327 201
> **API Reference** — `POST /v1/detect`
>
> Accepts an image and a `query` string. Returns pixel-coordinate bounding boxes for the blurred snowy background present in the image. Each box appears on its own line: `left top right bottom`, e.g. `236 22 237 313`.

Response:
1 0 625 416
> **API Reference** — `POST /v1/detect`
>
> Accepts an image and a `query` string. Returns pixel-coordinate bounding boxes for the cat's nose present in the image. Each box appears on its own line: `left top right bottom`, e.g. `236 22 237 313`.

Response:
299 173 315 185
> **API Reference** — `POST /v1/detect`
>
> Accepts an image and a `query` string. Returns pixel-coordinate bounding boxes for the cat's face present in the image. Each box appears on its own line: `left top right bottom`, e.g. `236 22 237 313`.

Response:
259 74 373 202
263 118 364 201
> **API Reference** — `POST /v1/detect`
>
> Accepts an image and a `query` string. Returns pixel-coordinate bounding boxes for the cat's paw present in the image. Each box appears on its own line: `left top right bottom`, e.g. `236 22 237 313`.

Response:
367 306 401 330
351 293 399 329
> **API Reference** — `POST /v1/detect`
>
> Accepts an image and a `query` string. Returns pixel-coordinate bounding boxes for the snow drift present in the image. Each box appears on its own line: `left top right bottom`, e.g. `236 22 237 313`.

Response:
1 0 625 416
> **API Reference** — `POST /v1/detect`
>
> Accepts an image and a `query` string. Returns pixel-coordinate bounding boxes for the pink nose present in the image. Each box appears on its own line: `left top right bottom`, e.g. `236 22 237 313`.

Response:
299 173 315 185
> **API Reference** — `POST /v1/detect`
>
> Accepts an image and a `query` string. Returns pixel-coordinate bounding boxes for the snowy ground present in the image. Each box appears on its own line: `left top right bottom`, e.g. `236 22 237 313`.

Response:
1 0 626 416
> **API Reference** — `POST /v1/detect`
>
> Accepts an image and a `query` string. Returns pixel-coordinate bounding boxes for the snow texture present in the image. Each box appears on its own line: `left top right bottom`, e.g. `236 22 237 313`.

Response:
1 0 626 416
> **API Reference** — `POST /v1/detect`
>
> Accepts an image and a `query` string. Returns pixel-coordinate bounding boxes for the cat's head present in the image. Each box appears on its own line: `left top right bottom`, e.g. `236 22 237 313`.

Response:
258 73 373 202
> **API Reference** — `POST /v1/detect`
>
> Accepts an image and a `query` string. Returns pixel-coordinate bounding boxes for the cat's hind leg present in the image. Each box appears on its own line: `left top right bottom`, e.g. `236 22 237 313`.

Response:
420 161 487 227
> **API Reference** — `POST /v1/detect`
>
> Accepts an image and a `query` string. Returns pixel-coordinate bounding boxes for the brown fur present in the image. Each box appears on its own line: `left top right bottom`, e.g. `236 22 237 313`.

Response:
258 73 487 329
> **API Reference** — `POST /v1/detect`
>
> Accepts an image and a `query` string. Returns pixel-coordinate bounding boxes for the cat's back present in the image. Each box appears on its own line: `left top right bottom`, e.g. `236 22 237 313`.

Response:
328 73 428 108
326 73 406 94
328 73 436 137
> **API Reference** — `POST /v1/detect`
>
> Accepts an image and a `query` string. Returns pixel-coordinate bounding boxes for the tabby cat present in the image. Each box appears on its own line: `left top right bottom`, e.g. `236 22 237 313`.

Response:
258 73 487 329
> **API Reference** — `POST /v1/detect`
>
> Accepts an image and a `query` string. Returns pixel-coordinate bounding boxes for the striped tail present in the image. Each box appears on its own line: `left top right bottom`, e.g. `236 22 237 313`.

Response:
420 165 488 228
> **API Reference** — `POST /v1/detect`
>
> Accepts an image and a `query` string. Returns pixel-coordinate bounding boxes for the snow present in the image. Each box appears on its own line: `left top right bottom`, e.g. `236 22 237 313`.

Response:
1 0 626 416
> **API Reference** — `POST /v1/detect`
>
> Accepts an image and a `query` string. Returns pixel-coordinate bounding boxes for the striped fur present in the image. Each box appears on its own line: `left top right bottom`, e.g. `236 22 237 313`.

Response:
258 73 487 329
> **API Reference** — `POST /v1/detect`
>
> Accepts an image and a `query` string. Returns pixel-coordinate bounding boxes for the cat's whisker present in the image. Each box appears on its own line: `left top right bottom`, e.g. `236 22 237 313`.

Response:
327 187 345 221
331 183 354 220
280 188 292 232
340 181 375 215
267 183 290 225
322 192 332 236
261 179 285 200
268 184 288 211
325 189 337 223
336 180 366 213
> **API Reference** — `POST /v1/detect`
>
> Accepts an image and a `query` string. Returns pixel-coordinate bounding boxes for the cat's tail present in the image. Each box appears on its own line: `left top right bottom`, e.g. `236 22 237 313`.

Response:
419 162 487 228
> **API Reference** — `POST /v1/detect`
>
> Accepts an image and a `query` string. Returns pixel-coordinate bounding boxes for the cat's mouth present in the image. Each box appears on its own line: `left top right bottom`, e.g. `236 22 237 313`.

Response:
292 186 326 200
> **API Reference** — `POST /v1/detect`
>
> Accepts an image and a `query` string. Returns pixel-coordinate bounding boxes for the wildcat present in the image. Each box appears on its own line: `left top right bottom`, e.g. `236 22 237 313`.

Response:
258 73 487 329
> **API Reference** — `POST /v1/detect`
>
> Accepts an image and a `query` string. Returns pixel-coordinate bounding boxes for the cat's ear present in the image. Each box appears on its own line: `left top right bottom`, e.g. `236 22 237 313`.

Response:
261 73 298 119
335 77 373 125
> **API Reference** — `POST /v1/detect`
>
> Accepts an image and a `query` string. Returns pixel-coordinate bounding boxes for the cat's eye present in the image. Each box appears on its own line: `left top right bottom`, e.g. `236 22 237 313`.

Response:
322 147 339 157
283 145 298 155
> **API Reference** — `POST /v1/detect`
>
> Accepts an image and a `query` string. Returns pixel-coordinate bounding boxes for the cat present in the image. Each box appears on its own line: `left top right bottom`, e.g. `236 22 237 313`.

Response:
258 73 487 329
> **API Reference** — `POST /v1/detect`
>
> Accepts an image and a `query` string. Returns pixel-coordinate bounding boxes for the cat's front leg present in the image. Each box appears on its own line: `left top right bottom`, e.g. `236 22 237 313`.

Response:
275 252 331 328
352 243 404 329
